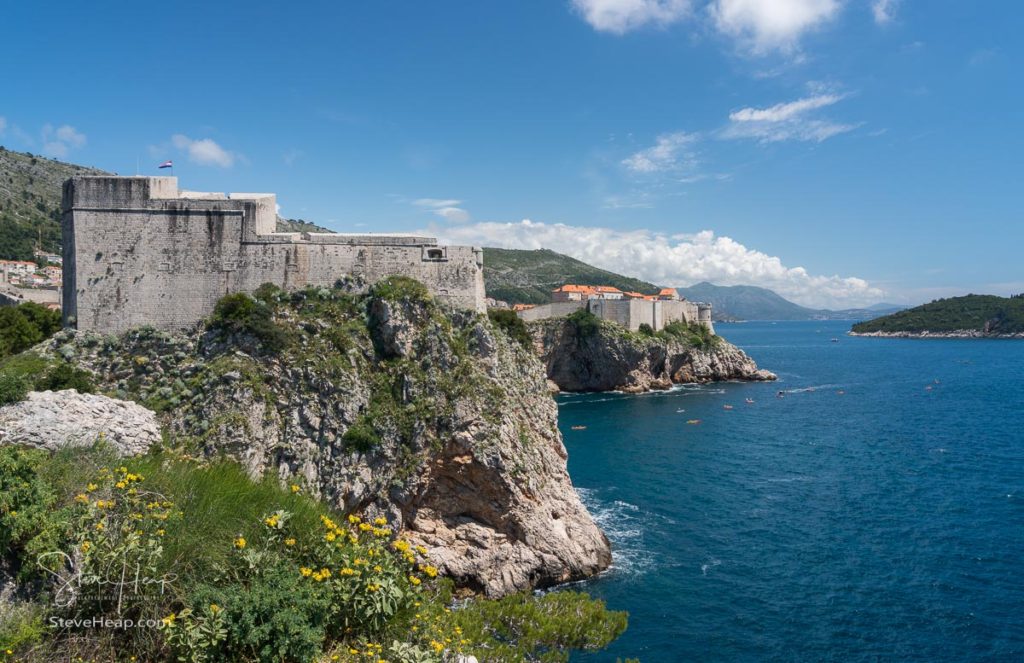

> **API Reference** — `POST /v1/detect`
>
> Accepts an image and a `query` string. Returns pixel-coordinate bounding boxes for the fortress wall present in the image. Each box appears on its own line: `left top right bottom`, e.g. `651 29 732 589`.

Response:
516 301 587 323
63 177 485 333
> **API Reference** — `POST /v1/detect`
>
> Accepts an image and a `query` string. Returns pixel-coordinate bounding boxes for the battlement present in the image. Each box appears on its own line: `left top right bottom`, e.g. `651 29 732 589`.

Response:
62 177 485 332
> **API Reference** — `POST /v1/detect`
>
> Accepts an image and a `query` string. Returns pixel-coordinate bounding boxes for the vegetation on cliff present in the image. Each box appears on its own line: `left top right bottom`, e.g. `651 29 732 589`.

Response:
530 314 773 392
851 294 1024 335
0 443 627 662
482 248 660 305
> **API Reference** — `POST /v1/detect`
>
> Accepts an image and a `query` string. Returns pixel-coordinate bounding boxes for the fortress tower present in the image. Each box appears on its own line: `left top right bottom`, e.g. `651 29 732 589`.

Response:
62 177 485 333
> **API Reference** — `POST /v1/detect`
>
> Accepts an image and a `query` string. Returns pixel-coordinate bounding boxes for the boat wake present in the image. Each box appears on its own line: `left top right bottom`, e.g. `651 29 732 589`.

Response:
576 487 662 577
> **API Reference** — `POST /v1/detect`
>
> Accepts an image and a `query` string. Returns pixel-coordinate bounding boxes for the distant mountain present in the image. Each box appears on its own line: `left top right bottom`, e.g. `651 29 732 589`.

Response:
676 282 903 322
851 294 1024 335
0 147 329 262
482 248 660 304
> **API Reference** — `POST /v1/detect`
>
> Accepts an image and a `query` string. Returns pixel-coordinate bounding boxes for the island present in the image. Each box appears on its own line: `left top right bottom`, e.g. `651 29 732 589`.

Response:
850 294 1024 338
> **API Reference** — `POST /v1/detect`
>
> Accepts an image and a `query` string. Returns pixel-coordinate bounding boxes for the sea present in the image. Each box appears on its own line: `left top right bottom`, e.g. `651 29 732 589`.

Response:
559 320 1024 662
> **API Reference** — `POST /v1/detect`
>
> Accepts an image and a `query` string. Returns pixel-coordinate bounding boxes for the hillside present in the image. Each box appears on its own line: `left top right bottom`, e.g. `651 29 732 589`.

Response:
483 247 661 304
0 147 108 260
0 148 329 261
851 294 1024 336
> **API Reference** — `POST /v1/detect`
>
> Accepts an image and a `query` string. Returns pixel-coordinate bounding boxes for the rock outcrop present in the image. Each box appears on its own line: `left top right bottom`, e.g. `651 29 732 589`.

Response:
30 286 610 597
0 390 160 455
530 317 775 393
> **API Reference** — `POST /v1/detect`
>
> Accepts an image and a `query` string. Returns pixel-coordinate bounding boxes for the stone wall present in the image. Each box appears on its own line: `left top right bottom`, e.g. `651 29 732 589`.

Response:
62 177 486 332
516 298 713 333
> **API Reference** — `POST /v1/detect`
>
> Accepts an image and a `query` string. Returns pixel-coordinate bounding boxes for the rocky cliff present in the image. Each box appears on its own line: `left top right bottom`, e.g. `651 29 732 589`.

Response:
22 281 610 597
530 317 775 393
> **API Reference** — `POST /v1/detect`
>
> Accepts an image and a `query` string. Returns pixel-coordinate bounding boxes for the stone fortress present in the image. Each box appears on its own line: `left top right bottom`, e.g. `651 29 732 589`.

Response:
516 285 714 334
61 177 486 333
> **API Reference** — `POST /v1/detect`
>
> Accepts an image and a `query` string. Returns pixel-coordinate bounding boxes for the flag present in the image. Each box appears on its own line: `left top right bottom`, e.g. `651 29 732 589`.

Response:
158 160 173 169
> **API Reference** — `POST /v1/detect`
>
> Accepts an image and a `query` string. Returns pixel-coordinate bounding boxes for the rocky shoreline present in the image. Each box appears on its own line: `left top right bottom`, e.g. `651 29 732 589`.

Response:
529 318 776 393
849 329 1024 339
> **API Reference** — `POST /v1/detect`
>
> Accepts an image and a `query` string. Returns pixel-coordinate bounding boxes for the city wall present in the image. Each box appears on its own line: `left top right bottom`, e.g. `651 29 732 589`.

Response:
62 177 485 333
517 298 714 334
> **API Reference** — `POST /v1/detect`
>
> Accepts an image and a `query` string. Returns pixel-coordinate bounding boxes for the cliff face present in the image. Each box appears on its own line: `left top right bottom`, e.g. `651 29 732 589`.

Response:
32 286 610 597
530 318 775 393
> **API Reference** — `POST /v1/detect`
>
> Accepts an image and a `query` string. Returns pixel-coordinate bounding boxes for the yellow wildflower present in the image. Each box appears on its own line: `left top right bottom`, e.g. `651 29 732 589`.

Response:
161 613 176 627
86 483 98 492
300 567 313 577
340 567 356 576
319 567 332 578
284 537 296 546
415 545 428 556
264 515 279 527
233 537 246 549
366 583 380 592
373 516 387 526
156 529 166 536
392 540 410 553
347 514 361 524
373 565 382 573
80 541 92 553
325 531 337 542
290 484 300 493
409 576 422 586
95 522 104 531
115 481 127 490
422 565 438 578
358 522 372 532
430 640 444 654
74 493 89 504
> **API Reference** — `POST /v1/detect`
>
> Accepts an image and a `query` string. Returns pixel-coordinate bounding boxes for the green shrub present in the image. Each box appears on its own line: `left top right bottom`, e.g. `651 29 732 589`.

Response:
0 371 29 405
452 590 629 662
369 276 431 304
0 302 61 360
34 362 95 393
342 418 380 453
208 293 289 354
659 320 718 349
183 561 328 663
487 309 532 349
637 323 654 336
567 308 601 337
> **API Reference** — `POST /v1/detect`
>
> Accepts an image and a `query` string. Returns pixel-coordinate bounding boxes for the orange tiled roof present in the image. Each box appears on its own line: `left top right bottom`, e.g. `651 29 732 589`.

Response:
594 285 622 293
512 303 535 311
658 288 677 297
553 284 594 293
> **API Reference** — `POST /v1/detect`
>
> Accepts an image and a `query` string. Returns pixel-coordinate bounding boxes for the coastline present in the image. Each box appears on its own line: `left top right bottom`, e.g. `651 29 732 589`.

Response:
849 329 1024 339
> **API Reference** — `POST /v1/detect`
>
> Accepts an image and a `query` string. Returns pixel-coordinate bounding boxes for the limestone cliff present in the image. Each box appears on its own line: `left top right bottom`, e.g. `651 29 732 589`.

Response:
29 282 610 597
529 317 775 393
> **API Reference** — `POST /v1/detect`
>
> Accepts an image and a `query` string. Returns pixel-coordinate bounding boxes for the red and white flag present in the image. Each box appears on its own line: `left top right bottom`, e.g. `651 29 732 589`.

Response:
158 160 173 169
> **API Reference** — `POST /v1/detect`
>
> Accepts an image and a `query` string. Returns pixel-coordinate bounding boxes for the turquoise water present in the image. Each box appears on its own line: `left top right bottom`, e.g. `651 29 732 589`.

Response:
561 321 1024 662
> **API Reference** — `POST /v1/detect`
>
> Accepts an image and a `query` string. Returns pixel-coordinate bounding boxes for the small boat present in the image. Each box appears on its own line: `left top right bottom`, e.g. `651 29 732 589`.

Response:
687 419 701 425
776 391 785 398
836 390 845 395
723 405 734 410
745 398 755 404
924 386 933 391
831 338 840 343
676 408 686 413
571 425 587 430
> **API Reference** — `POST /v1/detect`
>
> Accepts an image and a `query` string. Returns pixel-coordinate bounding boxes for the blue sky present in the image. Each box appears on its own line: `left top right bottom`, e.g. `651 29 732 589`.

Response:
1 1 1019 307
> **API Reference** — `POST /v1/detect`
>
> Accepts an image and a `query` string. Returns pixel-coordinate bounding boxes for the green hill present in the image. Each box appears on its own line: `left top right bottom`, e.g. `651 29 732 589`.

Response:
482 247 661 304
851 294 1024 335
0 147 108 260
676 282 816 321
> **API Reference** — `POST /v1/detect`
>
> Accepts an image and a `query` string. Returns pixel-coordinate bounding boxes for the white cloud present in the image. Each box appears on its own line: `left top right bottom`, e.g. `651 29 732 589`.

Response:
436 220 883 308
723 92 858 142
171 134 235 168
571 0 691 33
709 0 842 54
622 131 699 173
40 124 87 158
413 198 471 223
871 0 898 25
